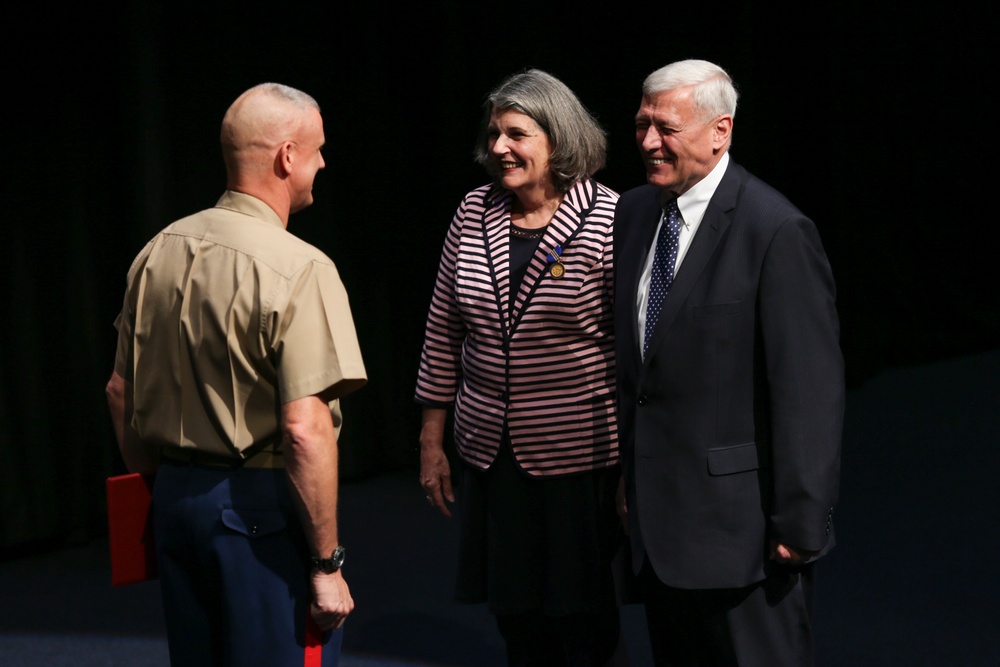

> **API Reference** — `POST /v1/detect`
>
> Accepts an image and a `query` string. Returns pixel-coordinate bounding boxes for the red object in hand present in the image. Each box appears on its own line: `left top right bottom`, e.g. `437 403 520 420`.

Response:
106 472 157 586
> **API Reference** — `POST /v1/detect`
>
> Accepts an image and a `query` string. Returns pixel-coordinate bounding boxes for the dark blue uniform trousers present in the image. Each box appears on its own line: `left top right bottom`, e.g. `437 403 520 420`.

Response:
153 460 343 667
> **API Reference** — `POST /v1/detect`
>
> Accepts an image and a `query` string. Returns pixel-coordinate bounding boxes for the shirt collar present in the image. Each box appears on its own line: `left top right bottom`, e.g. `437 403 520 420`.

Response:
674 151 729 227
215 190 285 229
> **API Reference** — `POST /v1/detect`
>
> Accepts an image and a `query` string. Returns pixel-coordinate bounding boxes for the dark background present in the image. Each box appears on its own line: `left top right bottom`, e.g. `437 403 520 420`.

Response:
0 3 994 560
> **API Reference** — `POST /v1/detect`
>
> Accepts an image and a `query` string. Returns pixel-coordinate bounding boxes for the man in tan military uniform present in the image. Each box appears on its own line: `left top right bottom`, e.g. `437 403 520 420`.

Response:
106 83 366 667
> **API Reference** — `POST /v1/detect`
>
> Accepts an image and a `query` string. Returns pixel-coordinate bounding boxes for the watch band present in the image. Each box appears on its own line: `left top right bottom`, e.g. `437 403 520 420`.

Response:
310 545 346 573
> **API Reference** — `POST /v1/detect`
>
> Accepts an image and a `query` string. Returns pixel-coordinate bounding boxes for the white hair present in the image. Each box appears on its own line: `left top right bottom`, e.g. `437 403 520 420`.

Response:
643 60 738 122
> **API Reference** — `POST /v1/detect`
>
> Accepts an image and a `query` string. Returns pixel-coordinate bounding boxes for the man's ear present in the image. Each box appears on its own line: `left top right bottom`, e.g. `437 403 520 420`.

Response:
275 142 295 177
712 115 733 152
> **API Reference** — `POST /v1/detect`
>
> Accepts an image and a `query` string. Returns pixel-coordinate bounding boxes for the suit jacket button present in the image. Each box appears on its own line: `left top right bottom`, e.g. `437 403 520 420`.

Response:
637 395 647 406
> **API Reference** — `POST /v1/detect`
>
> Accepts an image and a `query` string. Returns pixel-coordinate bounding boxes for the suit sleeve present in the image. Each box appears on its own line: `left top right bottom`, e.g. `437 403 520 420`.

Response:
759 214 844 553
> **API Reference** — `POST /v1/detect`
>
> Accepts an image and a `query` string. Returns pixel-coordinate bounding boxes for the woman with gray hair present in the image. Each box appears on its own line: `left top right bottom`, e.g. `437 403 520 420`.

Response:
415 69 623 666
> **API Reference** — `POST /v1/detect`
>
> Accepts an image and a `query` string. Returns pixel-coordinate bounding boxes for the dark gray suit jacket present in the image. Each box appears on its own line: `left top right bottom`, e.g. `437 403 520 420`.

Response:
614 158 844 589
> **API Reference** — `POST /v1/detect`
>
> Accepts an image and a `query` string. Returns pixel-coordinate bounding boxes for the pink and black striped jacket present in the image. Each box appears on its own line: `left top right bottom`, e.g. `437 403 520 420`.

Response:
415 179 619 477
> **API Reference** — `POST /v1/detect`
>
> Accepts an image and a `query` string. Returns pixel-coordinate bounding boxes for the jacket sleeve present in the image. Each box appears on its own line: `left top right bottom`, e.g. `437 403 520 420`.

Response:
759 213 845 553
414 201 469 406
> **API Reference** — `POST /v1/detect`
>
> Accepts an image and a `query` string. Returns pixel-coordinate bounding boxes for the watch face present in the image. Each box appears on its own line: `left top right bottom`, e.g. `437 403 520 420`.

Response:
312 545 346 573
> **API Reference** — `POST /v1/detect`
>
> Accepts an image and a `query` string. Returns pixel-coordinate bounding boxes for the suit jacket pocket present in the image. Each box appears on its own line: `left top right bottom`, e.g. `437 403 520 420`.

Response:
707 442 761 476
694 300 742 318
221 508 288 538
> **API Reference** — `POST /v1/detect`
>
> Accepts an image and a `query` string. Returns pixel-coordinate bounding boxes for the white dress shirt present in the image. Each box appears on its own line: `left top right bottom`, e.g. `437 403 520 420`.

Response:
637 152 730 354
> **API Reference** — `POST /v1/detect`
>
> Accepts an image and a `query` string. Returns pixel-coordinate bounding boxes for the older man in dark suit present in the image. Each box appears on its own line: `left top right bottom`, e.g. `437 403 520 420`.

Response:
614 59 844 666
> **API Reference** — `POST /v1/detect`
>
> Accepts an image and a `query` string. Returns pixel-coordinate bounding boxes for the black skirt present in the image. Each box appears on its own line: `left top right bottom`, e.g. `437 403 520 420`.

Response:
454 438 623 616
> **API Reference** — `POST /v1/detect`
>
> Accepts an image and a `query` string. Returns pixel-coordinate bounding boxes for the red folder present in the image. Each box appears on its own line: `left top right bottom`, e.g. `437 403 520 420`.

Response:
106 472 158 586
305 615 323 666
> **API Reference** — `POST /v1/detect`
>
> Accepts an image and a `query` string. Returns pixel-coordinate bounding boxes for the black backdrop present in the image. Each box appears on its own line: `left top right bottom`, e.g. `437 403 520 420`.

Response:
1 3 994 554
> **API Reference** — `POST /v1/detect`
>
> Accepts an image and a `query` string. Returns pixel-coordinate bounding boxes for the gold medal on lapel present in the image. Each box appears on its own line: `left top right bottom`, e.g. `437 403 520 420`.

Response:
547 245 565 278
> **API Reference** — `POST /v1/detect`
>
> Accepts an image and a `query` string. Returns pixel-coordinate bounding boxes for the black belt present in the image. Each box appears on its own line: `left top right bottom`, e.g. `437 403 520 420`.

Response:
160 447 284 469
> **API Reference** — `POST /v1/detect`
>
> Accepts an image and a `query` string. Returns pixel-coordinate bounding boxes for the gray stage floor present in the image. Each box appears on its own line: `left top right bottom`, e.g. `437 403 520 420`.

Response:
1 349 997 666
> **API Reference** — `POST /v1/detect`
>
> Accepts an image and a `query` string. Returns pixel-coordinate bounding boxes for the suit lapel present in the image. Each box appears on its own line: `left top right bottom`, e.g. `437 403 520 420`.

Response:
644 161 740 361
621 187 664 362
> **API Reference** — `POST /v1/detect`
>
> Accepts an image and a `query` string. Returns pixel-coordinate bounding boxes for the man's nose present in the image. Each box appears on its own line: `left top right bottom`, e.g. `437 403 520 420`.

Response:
640 126 661 151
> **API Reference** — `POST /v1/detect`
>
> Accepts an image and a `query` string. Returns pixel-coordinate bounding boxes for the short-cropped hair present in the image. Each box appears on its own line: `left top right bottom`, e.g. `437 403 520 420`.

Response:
245 82 320 113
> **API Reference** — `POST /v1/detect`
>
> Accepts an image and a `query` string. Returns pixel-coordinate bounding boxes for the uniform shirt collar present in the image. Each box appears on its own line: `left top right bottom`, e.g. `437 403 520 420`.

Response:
215 190 285 229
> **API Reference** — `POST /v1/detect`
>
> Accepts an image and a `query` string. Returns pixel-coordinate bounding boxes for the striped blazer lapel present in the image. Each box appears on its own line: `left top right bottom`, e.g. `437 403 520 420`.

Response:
480 188 514 336
510 180 595 333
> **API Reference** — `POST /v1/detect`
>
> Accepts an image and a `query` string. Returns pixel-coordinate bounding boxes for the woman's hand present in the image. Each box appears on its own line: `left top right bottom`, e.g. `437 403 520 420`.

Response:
419 408 455 517
616 475 629 535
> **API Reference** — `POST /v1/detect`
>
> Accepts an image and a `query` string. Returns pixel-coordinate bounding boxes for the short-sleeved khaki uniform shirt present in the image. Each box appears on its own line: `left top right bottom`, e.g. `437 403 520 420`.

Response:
113 191 367 460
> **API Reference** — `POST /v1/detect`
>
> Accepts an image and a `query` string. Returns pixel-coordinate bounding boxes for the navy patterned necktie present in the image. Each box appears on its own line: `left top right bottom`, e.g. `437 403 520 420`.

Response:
643 199 682 358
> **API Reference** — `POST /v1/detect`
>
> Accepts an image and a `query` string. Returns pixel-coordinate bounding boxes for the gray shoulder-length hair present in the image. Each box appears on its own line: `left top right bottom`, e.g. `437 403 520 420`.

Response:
473 69 607 193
